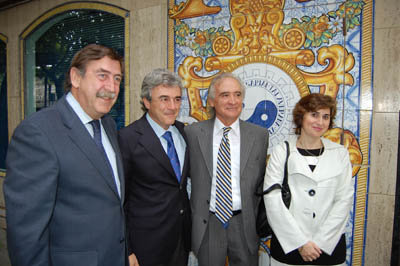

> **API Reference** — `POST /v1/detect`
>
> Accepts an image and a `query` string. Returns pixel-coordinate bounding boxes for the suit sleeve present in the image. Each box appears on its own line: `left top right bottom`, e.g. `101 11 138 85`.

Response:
263 143 309 254
4 120 59 266
313 149 354 254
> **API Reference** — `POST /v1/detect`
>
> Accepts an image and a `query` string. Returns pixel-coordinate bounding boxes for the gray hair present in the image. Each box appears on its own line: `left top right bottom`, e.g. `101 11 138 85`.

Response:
208 72 246 100
207 72 246 117
140 68 184 111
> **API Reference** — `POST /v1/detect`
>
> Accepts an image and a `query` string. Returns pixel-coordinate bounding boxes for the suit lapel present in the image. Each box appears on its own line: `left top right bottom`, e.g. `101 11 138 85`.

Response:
197 119 214 179
103 117 125 203
175 121 189 184
239 120 255 176
56 97 121 199
136 116 178 182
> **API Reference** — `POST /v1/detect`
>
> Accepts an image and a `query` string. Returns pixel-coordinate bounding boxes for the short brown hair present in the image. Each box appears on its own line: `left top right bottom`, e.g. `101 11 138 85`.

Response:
64 44 123 92
292 93 337 135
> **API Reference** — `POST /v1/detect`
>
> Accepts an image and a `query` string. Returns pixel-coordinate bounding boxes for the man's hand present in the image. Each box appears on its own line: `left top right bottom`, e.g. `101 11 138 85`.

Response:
298 241 322 262
129 253 139 266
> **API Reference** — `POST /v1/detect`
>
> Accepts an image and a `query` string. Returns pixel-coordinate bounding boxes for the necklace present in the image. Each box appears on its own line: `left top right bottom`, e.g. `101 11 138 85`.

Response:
298 138 323 165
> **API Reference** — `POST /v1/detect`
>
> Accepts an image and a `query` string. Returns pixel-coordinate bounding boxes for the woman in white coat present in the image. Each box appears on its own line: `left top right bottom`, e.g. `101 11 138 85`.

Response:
263 93 354 266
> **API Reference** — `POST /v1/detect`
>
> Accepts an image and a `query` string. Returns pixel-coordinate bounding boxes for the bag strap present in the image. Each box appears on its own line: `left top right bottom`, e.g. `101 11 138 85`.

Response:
259 183 282 195
257 140 290 196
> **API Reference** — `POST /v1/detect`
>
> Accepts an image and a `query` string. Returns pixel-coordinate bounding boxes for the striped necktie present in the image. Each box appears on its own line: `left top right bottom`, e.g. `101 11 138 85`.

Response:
215 127 232 228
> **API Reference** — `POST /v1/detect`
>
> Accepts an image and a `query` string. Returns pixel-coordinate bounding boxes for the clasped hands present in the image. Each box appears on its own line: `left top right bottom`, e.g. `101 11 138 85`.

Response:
298 241 322 262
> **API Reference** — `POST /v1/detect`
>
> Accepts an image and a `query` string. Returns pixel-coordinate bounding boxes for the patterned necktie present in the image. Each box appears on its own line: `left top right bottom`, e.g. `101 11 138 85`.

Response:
215 127 232 228
162 131 181 182
90 120 120 197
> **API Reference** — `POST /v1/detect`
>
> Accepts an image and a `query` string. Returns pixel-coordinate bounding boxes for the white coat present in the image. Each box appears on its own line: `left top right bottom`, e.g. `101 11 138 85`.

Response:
263 136 354 256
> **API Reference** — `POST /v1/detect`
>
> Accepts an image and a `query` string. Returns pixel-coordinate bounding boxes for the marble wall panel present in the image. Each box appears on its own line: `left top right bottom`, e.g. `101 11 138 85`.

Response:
6 39 19 99
130 4 168 122
0 228 10 266
365 193 395 266
374 0 400 29
0 176 5 215
365 0 400 264
7 97 21 135
370 112 399 196
373 27 400 113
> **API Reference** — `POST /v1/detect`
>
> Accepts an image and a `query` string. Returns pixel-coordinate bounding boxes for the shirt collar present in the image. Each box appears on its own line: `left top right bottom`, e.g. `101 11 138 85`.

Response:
66 92 98 125
214 117 240 135
146 113 175 138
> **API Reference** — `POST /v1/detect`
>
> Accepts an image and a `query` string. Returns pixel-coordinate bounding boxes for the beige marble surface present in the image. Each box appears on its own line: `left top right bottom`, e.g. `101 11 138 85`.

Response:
373 27 400 113
0 177 4 211
365 193 395 266
0 228 10 266
369 112 399 196
374 0 400 29
6 40 20 99
0 216 5 232
7 96 21 137
130 4 168 123
361 0 399 264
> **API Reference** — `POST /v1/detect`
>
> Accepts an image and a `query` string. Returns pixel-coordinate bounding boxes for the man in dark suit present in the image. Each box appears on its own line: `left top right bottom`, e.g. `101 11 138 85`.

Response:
118 68 191 266
185 72 269 266
4 44 138 266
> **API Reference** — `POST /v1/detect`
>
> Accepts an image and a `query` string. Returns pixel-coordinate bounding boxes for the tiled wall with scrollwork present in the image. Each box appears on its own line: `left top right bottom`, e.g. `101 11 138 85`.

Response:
167 0 373 265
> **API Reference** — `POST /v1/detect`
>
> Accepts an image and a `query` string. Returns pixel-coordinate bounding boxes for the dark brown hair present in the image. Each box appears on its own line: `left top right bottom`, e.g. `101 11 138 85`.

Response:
292 93 337 135
64 44 123 92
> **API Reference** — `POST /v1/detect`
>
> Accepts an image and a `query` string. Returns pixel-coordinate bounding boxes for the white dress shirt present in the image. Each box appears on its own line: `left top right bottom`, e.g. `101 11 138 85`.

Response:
210 117 241 212
66 92 121 197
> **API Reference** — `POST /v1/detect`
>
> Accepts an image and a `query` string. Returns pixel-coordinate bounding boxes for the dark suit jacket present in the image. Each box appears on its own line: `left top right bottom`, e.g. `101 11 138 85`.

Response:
118 115 191 266
4 95 126 266
185 118 269 256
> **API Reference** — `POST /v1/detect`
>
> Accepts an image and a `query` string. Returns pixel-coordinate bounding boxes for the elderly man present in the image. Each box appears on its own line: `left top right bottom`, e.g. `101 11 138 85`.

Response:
185 72 269 266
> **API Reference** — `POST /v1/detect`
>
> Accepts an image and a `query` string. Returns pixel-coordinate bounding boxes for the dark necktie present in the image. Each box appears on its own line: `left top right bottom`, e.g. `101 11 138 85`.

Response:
90 120 120 196
215 127 232 228
162 131 181 182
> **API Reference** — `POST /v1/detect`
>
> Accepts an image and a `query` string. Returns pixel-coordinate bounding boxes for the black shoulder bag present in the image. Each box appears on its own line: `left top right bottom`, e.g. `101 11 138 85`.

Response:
256 141 291 238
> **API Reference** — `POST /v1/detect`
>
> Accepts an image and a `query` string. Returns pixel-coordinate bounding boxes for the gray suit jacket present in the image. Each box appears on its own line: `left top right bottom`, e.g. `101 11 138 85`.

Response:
4 96 126 266
185 118 269 255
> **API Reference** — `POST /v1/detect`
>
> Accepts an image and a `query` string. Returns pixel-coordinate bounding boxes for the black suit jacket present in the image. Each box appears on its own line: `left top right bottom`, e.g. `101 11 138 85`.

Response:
118 114 191 265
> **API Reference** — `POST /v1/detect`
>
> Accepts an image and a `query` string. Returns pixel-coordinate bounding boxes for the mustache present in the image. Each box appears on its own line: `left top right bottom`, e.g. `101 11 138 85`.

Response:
96 90 116 99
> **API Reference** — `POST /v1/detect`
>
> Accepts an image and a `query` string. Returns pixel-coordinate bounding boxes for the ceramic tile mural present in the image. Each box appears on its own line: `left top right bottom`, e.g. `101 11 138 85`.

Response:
167 0 374 265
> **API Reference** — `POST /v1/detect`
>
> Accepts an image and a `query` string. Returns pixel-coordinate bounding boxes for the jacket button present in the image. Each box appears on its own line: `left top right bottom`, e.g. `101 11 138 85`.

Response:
203 219 207 224
206 200 210 205
313 212 316 218
120 237 125 243
308 189 316 196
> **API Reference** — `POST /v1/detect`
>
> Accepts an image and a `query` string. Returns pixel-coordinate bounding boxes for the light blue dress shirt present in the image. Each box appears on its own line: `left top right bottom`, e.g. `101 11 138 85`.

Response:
146 113 186 175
